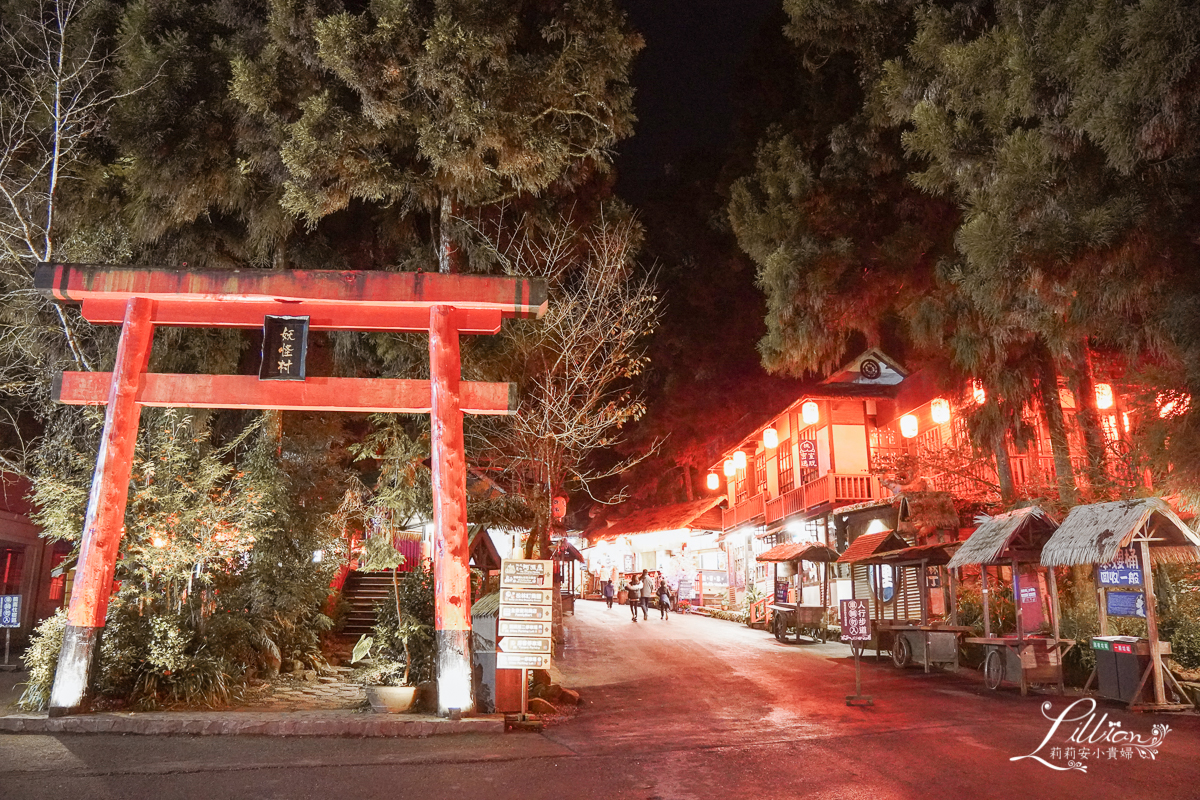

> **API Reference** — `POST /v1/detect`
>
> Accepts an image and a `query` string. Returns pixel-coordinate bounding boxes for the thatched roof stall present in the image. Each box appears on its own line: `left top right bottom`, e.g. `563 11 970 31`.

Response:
1040 498 1199 710
1041 498 1200 568
947 506 1059 569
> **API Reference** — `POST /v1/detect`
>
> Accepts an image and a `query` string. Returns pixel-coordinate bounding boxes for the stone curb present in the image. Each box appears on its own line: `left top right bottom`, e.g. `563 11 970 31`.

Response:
0 712 506 737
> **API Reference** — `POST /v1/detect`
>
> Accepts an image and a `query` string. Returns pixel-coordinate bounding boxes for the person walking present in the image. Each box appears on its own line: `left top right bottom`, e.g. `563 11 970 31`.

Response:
656 577 672 620
624 575 643 622
638 569 654 620
602 579 615 609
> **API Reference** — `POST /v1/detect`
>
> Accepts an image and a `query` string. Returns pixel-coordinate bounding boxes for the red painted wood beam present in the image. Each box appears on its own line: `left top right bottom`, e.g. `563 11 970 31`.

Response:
49 298 156 716
429 305 474 714
78 299 505 333
55 372 517 415
36 264 547 318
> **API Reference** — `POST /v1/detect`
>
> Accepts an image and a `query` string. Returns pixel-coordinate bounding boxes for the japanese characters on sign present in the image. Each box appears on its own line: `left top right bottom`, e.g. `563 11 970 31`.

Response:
500 559 551 588
497 637 552 654
839 598 872 641
497 653 551 670
497 620 552 638
500 588 554 606
260 315 310 381
798 440 818 469
0 595 19 628
1098 546 1143 587
925 566 941 589
499 605 551 621
1106 590 1147 619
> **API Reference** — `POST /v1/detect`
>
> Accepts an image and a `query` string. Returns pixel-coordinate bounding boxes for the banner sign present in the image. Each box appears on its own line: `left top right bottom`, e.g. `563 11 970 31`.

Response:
0 595 19 628
798 440 818 469
500 559 552 588
1098 547 1143 587
260 315 309 381
839 599 872 641
1106 590 1147 619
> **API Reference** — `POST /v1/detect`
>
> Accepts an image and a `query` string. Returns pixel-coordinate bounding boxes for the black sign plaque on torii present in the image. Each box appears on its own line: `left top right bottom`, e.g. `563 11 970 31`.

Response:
260 315 310 381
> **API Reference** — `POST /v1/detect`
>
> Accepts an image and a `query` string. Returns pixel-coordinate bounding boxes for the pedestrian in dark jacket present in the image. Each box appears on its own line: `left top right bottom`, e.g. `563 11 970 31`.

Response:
624 577 642 622
638 569 653 620
602 580 615 609
656 578 671 619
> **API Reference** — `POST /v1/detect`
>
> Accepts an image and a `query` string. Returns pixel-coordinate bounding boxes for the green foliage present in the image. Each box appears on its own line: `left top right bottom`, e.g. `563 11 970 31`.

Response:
353 561 436 687
17 608 67 711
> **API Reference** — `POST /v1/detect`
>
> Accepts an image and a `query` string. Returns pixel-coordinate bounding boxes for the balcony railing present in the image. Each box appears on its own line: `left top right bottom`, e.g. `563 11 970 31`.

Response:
726 474 882 531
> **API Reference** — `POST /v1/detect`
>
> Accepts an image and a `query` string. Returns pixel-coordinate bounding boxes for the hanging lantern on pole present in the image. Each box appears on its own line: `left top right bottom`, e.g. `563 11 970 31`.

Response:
801 401 820 426
723 459 736 477
900 414 919 439
930 398 951 424
763 427 779 449
733 450 747 469
706 472 720 491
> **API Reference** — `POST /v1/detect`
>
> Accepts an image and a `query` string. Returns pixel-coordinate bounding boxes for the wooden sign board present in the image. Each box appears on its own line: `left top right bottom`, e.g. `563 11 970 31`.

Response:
500 559 553 588
497 636 552 654
498 620 552 637
499 605 551 622
500 587 553 606
260 315 309 381
497 653 551 670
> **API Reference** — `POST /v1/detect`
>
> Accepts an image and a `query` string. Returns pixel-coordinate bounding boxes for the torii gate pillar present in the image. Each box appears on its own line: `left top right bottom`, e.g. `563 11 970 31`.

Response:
37 265 545 716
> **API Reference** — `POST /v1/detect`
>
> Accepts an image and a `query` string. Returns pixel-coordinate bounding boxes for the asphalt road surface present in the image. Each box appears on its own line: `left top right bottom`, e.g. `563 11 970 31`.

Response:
3 600 1200 799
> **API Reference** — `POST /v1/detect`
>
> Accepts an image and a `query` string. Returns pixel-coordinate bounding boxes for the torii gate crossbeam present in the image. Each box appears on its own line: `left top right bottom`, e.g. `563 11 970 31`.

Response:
35 264 546 717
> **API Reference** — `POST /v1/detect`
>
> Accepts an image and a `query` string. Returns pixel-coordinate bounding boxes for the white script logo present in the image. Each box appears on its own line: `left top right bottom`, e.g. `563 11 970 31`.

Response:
1011 698 1171 773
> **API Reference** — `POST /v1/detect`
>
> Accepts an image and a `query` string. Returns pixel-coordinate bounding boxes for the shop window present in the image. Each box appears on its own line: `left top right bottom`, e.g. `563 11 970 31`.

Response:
735 467 748 503
755 563 768 581
778 440 794 494
755 452 767 495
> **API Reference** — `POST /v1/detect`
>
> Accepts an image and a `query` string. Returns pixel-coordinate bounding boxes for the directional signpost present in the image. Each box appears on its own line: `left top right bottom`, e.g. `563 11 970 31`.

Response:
498 559 553 717
840 598 873 706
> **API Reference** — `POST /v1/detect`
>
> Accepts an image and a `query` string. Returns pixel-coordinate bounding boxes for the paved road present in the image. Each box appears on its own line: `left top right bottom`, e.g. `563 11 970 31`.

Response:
2 600 1200 799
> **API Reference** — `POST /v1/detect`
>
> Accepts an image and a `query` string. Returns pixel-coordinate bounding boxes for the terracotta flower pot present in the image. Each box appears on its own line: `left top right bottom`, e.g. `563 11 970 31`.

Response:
366 685 418 713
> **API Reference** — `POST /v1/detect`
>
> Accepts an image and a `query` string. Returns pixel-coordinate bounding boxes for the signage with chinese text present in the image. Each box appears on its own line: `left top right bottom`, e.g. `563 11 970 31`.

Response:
774 580 789 605
839 598 872 641
925 566 941 589
497 653 551 670
260 315 309 381
497 636 552 654
500 559 552 588
498 620 552 638
1106 590 1147 619
499 588 553 606
798 440 818 469
499 604 550 621
1017 571 1044 629
1098 547 1143 588
0 595 19 628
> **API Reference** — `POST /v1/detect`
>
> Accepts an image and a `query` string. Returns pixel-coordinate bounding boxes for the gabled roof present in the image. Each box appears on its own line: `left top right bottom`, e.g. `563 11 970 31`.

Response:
837 530 910 564
1041 498 1200 567
820 347 908 387
873 541 958 567
948 507 1058 568
585 496 724 542
757 543 840 563
468 525 503 571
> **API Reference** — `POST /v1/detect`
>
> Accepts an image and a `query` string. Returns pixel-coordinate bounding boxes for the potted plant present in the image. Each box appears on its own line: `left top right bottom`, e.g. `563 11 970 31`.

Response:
351 533 432 713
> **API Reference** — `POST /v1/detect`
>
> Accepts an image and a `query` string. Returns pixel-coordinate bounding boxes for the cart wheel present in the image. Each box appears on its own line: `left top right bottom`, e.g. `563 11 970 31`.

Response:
892 635 912 669
773 613 788 642
983 649 1004 690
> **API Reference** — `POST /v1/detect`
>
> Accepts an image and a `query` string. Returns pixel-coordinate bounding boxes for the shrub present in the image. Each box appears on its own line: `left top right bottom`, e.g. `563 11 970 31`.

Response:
18 609 67 712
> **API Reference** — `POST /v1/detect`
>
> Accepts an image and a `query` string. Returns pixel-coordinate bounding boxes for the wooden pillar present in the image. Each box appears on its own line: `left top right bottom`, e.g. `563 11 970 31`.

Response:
429 305 474 715
1139 536 1166 706
49 297 155 716
1013 556 1027 696
981 565 992 640
1046 565 1064 694
1094 564 1108 636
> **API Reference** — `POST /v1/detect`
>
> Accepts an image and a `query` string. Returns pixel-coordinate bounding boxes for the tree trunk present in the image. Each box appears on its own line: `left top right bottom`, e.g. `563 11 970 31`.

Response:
438 193 461 274
1038 351 1077 506
682 465 694 501
993 435 1015 503
1069 344 1108 496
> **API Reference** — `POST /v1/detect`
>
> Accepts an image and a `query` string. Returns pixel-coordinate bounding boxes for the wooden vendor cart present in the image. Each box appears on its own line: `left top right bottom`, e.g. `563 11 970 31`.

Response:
837 530 970 671
756 542 839 643
947 506 1071 695
1041 498 1200 711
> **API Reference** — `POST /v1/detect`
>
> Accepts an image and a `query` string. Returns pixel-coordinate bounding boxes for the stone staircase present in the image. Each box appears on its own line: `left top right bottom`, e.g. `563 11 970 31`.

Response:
340 571 395 637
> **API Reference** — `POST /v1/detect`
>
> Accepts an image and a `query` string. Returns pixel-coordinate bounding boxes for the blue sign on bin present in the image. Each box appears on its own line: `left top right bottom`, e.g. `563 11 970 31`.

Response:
0 595 20 628
1106 590 1147 619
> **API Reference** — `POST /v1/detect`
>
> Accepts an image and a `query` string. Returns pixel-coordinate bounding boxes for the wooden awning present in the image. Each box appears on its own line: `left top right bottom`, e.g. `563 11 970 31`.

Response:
757 543 840 563
1041 498 1200 567
871 541 959 567
948 506 1059 568
837 530 910 564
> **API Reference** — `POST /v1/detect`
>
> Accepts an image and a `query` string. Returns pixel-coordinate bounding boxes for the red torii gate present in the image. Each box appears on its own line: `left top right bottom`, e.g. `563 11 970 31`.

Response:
35 264 546 717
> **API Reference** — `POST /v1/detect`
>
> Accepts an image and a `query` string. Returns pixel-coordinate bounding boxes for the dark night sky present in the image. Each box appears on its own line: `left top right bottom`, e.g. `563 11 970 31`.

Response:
615 0 778 205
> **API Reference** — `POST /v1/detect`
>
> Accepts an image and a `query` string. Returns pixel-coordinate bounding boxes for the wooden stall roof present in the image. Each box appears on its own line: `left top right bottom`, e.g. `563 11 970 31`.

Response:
834 491 960 535
552 539 585 563
871 541 958 567
757 543 840 563
585 496 724 542
947 506 1059 569
468 526 503 572
1041 498 1200 567
837 530 910 564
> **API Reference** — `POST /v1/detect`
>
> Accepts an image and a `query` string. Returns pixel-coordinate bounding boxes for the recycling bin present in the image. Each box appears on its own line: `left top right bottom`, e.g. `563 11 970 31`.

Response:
1091 636 1150 704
